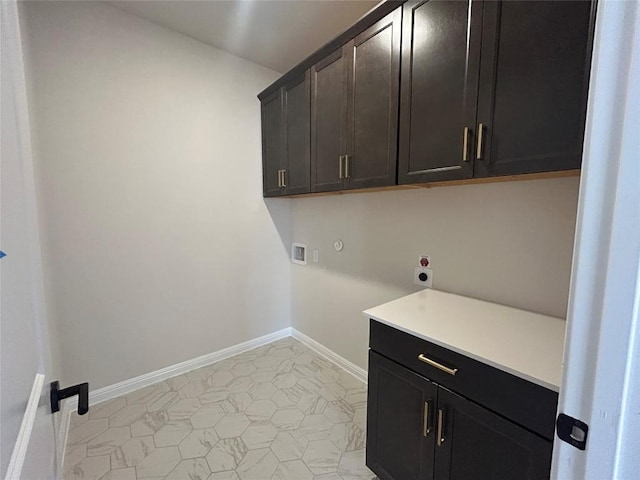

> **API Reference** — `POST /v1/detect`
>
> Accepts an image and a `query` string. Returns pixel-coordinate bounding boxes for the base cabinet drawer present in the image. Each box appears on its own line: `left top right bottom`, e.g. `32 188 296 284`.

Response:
367 351 553 480
370 319 558 440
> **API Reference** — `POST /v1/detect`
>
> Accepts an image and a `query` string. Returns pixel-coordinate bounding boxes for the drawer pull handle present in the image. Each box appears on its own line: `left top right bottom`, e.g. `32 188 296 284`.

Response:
437 408 445 446
423 400 432 437
417 354 459 376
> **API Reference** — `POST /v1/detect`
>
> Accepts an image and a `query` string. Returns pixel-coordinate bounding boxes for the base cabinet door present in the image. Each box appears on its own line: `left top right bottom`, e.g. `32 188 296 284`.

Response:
434 388 552 480
367 351 553 480
367 351 436 480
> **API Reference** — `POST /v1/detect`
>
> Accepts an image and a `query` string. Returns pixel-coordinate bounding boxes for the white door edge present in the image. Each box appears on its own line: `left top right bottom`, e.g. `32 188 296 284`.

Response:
4 374 46 480
552 0 640 478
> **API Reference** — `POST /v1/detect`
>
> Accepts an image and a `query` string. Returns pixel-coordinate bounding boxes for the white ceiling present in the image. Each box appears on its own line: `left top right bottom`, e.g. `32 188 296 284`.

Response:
108 0 379 73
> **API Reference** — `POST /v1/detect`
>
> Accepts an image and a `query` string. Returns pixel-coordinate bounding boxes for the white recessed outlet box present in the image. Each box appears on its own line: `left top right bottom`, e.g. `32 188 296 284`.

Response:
414 267 433 288
291 243 307 265
312 249 319 263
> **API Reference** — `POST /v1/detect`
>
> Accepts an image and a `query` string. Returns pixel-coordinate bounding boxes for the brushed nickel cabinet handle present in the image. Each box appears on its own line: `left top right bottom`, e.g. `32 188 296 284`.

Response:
417 354 458 376
462 127 470 162
281 169 286 188
437 408 445 446
345 155 351 178
476 123 484 160
339 156 344 179
277 170 282 188
423 400 432 437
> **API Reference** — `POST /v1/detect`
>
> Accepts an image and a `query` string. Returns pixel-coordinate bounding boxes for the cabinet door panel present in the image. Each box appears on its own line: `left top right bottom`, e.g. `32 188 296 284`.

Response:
367 351 436 480
347 8 401 190
475 0 595 177
283 71 310 195
435 388 552 480
311 48 348 193
398 0 482 184
261 89 284 197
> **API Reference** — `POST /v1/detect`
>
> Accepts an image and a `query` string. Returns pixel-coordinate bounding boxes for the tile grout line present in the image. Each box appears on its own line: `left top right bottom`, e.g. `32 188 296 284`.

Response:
63 334 371 479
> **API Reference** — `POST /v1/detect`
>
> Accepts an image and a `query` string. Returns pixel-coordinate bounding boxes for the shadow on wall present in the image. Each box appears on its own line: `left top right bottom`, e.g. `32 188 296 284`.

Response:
263 198 293 253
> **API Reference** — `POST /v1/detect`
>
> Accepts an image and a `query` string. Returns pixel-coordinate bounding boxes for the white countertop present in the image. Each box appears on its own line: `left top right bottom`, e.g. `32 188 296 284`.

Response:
364 289 566 392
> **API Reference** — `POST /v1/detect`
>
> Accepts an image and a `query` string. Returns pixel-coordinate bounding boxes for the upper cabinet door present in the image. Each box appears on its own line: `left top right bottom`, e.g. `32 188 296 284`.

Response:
475 1 595 177
311 48 349 193
261 89 284 197
434 388 552 480
282 71 311 195
398 0 483 185
346 8 401 190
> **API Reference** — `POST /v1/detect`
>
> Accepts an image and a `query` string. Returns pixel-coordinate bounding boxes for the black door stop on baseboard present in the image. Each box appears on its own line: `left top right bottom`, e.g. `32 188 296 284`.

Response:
50 381 89 415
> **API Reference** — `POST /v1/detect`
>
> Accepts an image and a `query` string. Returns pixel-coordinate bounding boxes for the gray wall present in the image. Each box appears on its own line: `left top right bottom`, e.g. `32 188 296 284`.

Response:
291 177 579 370
20 1 291 390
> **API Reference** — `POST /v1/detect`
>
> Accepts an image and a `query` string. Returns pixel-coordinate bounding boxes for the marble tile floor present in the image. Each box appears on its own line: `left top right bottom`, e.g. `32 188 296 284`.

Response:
63 337 375 480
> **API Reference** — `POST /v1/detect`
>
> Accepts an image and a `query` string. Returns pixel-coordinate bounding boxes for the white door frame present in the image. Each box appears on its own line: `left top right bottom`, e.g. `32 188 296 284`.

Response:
1 0 58 478
2 0 638 477
552 0 640 478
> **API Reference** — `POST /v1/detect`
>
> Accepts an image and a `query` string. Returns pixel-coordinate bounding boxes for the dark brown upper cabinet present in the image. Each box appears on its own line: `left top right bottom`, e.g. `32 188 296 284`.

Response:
261 89 283 197
399 0 595 184
310 48 349 193
261 71 311 197
311 8 402 193
474 0 595 177
260 0 596 196
398 0 483 184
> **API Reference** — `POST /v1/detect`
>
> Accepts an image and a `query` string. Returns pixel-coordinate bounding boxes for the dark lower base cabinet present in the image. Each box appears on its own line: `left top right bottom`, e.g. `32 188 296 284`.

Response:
367 351 553 480
367 351 436 480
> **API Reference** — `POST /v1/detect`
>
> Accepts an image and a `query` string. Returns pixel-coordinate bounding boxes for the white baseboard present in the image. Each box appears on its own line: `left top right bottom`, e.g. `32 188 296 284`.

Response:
5 373 45 480
291 328 368 384
59 327 292 461
59 326 368 469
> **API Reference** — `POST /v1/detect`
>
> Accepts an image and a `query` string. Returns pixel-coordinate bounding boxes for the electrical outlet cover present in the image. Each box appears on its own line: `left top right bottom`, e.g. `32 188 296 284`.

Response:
414 267 433 288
